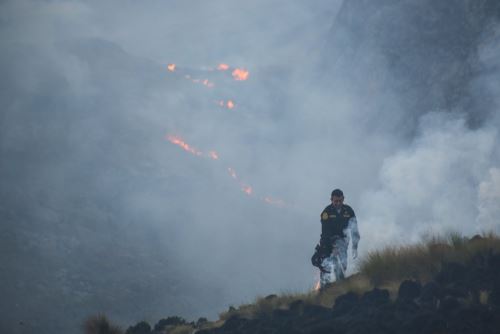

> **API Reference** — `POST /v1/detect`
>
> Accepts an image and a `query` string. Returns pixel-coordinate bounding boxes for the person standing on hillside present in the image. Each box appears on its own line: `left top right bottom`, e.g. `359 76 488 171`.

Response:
311 189 360 287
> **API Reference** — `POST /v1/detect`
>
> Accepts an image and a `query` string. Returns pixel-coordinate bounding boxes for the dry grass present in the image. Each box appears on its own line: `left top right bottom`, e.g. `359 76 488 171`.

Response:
219 294 303 321
83 314 123 334
164 232 500 333
214 232 500 325
312 273 373 306
218 275 375 320
168 324 196 334
359 232 500 285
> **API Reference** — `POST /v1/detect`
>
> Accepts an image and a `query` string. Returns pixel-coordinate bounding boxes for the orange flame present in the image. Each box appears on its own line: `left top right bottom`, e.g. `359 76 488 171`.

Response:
242 185 253 195
218 63 230 71
314 280 321 291
217 100 236 109
166 135 202 156
232 68 249 81
162 61 292 208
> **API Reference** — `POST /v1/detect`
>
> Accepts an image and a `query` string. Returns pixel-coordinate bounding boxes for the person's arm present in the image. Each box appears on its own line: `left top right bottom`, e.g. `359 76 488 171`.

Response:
320 210 329 246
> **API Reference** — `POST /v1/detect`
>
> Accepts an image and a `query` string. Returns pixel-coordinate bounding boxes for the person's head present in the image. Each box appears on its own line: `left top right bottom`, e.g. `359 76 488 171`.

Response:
330 189 344 209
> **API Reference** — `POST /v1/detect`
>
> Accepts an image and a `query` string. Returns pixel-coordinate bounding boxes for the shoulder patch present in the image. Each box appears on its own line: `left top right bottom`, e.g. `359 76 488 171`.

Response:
321 211 329 221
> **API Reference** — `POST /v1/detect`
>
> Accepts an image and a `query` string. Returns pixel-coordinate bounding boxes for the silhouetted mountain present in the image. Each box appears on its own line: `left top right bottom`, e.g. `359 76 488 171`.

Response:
321 0 500 131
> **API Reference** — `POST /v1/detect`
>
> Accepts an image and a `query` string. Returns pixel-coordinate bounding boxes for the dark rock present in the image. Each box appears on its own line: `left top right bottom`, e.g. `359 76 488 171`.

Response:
309 322 343 334
436 262 468 285
440 296 461 314
444 284 469 299
488 253 500 279
220 316 249 332
272 309 292 319
446 306 496 333
361 288 390 306
332 291 359 316
397 280 422 302
289 300 305 314
406 311 446 334
469 234 483 243
420 281 443 304
197 248 500 334
490 285 500 307
302 304 330 317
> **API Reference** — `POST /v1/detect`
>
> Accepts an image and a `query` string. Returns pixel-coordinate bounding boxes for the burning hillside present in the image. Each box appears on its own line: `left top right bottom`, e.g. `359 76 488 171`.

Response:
166 133 286 206
164 63 287 207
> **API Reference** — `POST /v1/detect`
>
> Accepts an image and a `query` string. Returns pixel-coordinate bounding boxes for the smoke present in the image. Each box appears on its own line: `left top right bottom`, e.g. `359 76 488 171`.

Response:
356 19 500 248
360 113 498 247
1 0 500 333
478 168 500 232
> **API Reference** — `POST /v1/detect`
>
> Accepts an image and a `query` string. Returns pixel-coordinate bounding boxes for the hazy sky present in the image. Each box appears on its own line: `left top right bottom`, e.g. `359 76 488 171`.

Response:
2 0 500 330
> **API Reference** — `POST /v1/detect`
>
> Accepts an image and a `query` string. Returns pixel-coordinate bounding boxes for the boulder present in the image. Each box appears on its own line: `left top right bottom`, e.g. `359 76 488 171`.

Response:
397 280 422 302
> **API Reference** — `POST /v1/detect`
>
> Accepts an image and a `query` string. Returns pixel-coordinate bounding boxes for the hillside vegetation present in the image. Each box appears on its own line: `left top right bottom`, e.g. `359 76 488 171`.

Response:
90 232 500 334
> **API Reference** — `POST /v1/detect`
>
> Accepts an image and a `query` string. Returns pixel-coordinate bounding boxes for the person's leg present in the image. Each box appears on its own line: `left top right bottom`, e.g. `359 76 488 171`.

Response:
332 255 344 281
320 255 333 287
337 239 349 272
332 238 348 281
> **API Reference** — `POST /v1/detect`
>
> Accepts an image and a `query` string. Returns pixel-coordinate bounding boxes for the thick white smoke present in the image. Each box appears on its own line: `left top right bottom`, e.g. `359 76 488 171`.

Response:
360 113 498 248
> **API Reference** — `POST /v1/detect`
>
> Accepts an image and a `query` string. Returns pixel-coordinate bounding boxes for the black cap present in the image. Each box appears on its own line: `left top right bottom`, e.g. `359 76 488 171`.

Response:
331 189 344 198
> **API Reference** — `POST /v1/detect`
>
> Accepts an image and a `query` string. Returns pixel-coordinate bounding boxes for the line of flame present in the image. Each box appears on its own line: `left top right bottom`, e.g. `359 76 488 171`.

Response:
166 135 257 198
164 60 287 207
166 136 287 206
166 135 202 156
241 185 253 195
208 151 219 160
166 134 219 160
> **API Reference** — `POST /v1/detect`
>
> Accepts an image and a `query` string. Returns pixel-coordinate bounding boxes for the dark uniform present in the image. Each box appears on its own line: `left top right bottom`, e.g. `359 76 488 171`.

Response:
318 203 360 285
